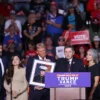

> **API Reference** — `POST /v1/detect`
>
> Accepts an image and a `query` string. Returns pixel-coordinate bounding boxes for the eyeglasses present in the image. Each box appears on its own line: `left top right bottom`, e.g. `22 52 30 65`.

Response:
58 38 65 42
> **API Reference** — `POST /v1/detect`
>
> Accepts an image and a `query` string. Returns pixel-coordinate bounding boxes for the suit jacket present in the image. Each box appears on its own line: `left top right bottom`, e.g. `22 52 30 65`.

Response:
26 55 55 94
34 75 45 83
0 56 9 84
0 56 8 95
55 57 85 72
0 67 2 92
1 56 9 73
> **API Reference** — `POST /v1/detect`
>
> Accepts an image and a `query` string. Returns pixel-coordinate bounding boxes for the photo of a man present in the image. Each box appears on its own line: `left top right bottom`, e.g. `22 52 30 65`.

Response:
34 65 47 83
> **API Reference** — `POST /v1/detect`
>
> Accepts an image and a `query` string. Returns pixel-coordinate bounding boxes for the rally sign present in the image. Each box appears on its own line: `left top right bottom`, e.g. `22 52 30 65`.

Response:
70 30 90 45
62 30 71 41
45 72 91 88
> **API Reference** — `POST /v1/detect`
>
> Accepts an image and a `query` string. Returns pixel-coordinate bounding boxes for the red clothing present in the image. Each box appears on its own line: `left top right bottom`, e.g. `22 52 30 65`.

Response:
74 54 88 66
87 0 95 12
87 0 100 12
0 3 14 17
25 50 37 57
62 30 71 41
91 10 100 22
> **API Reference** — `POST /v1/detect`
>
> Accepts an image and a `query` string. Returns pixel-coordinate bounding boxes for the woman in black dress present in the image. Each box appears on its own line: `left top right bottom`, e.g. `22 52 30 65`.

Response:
86 49 100 99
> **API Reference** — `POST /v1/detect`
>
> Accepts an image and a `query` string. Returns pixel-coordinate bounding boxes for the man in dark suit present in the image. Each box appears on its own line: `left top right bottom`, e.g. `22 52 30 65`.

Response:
26 43 55 100
55 46 85 72
34 65 47 83
0 43 8 100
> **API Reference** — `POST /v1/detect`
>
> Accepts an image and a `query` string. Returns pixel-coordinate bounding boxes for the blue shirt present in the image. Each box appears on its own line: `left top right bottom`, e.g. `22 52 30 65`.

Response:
68 15 76 32
3 34 22 49
77 3 84 13
47 14 63 35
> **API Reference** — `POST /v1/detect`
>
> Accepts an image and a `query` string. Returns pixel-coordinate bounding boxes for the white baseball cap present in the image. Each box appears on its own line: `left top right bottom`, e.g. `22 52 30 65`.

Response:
39 66 47 71
93 35 100 41
10 10 16 15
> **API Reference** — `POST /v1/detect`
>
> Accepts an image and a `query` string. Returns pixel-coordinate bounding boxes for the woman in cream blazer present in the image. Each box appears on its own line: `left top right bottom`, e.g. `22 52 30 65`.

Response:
4 55 28 100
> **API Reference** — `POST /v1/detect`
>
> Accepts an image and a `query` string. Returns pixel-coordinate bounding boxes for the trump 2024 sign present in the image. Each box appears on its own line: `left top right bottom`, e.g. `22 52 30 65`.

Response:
45 72 91 88
70 30 90 45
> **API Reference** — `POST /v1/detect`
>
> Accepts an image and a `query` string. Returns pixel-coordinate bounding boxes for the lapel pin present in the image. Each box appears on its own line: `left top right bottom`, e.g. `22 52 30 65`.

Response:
73 62 75 64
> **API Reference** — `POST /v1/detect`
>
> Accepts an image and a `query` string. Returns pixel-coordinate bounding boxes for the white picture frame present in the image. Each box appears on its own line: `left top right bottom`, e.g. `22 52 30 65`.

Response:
29 59 56 87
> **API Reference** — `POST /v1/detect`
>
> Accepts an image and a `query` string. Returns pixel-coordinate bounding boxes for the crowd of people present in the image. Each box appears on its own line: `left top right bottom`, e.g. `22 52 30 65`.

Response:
0 0 100 100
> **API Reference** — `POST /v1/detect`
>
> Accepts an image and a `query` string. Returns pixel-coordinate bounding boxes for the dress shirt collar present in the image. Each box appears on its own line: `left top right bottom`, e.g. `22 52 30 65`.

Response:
68 58 73 65
38 55 46 60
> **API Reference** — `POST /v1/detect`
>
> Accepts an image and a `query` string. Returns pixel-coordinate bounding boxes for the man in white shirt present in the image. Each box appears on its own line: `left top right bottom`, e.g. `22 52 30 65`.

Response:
4 10 22 38
26 43 55 100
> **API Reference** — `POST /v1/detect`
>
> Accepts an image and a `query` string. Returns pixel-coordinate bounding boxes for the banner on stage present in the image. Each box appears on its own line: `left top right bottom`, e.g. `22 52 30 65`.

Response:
29 59 55 87
70 30 90 45
45 72 91 88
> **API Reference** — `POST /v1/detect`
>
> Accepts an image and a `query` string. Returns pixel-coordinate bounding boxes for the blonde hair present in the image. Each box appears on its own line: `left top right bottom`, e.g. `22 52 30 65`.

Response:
36 43 46 50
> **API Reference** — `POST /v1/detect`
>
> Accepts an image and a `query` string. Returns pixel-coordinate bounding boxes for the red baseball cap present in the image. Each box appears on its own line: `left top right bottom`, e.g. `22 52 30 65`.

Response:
50 1 57 6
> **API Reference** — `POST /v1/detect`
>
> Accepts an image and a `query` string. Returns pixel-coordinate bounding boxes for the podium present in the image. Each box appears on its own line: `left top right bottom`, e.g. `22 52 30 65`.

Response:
45 72 90 100
50 88 86 100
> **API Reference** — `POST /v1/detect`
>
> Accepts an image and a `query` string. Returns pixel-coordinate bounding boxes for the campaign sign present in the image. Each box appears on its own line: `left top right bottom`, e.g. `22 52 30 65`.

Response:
45 72 91 88
56 46 65 58
62 30 71 41
70 30 90 45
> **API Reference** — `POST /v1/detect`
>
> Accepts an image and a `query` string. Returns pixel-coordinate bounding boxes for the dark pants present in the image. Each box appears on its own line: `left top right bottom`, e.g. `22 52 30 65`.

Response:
29 88 50 100
0 86 6 100
46 33 61 46
86 85 100 100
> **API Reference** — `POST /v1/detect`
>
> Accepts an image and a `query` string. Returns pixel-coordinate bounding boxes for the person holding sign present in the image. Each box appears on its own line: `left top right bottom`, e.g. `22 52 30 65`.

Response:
86 49 100 99
55 46 85 72
55 36 66 59
26 43 55 100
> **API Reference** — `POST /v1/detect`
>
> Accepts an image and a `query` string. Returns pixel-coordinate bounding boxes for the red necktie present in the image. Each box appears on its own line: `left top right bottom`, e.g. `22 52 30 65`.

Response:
68 61 71 72
42 57 44 60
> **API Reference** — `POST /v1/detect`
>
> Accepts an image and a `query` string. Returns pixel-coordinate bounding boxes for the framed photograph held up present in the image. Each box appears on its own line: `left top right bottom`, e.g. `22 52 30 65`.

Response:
29 59 56 87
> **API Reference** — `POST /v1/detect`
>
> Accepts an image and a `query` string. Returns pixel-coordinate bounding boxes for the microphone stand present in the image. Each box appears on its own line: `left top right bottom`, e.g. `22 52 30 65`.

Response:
10 65 12 100
10 79 12 100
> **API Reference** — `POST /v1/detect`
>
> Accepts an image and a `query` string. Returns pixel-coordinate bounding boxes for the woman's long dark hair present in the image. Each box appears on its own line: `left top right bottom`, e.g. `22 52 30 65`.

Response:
4 55 23 85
